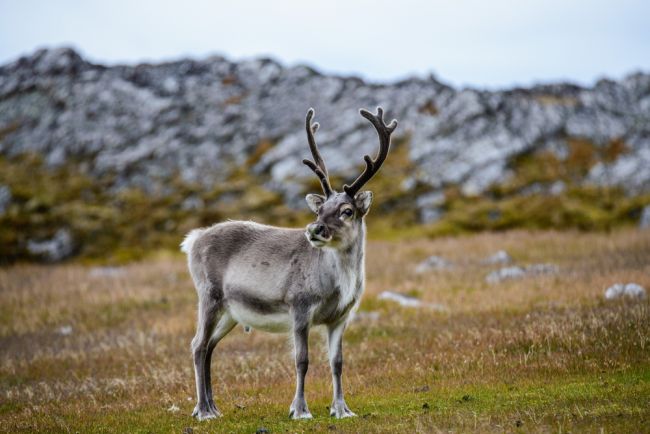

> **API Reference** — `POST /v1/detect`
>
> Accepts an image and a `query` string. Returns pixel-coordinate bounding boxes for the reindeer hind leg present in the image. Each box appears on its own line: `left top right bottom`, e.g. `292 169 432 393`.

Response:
204 311 237 414
191 295 223 420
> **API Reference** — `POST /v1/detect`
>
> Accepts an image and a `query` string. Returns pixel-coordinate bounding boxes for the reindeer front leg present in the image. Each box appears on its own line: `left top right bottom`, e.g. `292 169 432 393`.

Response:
289 314 313 419
327 320 356 418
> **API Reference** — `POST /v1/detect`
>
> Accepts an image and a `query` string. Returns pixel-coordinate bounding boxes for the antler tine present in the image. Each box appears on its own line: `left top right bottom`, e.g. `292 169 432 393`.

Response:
343 106 398 198
303 108 334 197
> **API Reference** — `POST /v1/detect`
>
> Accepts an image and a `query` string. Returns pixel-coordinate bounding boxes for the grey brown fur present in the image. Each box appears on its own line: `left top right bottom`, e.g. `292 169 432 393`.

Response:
182 107 397 421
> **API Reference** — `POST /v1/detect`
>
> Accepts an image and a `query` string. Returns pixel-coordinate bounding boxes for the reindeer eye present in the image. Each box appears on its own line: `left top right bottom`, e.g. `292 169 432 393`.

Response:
341 208 353 218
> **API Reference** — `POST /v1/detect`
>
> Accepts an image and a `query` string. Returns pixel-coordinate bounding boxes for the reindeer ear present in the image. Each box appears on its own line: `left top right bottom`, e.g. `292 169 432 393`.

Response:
354 191 373 216
305 194 325 213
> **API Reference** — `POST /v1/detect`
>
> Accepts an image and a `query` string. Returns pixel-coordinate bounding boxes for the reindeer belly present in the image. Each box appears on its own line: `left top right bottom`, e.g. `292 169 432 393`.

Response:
228 302 292 333
222 264 292 332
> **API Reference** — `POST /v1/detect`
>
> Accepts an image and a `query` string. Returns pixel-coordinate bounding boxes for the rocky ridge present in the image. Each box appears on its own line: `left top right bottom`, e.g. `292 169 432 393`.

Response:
1 47 650 219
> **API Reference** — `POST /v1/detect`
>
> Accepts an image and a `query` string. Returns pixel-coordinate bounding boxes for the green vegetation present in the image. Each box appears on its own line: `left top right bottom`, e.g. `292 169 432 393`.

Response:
1 136 648 263
9 369 649 433
0 153 298 263
422 138 649 237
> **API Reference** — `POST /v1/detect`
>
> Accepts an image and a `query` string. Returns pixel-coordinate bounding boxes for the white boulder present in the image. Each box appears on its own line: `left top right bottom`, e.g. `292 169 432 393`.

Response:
415 255 451 273
482 250 512 265
604 283 646 300
378 291 447 311
486 263 558 283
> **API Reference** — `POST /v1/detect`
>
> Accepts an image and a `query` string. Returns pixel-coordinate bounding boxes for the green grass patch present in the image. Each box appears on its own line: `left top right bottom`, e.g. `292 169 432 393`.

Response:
11 367 648 433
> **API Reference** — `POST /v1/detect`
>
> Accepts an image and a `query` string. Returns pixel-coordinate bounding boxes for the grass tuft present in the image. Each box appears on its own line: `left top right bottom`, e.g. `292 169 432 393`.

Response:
1 229 649 432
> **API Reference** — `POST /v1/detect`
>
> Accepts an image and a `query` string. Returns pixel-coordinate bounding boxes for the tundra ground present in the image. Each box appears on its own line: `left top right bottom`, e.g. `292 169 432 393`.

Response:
1 229 649 433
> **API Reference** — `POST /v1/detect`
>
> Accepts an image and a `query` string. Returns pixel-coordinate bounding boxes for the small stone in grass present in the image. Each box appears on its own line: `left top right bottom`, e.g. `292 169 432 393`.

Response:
604 283 646 300
378 291 422 307
182 428 193 434
482 250 512 265
256 428 269 434
415 255 451 273
58 325 73 336
378 291 447 311
486 264 558 283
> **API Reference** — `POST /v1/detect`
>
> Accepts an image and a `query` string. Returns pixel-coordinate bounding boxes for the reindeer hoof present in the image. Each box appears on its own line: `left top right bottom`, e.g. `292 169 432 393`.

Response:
330 400 356 418
192 403 221 421
289 399 313 420
289 409 313 420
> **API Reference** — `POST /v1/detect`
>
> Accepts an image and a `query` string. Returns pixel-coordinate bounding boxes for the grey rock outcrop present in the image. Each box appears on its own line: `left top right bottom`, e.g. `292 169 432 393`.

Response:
0 184 10 215
26 228 74 261
1 47 649 216
640 205 650 229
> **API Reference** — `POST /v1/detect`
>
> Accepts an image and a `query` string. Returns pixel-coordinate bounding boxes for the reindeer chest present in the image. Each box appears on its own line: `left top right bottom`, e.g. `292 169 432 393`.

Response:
337 266 363 310
313 263 364 325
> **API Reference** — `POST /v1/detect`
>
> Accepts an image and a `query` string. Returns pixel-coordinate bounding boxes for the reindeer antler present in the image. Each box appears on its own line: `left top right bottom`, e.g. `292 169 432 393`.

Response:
343 107 398 198
302 108 334 197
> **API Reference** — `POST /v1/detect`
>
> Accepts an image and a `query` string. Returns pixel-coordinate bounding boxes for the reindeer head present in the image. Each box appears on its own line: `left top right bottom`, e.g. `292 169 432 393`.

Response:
303 107 398 249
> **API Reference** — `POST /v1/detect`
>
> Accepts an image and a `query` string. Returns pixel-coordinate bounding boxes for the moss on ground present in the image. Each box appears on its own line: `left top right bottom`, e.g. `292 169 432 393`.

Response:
19 368 649 433
1 141 649 264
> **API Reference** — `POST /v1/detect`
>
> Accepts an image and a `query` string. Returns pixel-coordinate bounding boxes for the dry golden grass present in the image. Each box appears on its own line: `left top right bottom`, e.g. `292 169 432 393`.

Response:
1 229 649 433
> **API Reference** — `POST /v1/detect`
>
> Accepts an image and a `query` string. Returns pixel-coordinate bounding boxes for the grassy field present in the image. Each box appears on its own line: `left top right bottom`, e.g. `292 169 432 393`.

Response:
1 229 649 433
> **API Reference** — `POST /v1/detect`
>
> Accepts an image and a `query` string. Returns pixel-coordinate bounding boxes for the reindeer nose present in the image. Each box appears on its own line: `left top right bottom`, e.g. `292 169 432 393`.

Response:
308 223 326 237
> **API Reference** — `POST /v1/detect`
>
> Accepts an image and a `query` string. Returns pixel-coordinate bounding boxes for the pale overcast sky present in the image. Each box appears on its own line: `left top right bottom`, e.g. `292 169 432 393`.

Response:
1 0 648 88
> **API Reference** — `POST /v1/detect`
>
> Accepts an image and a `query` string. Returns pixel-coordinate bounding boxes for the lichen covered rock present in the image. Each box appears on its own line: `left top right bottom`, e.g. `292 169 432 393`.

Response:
1 48 649 214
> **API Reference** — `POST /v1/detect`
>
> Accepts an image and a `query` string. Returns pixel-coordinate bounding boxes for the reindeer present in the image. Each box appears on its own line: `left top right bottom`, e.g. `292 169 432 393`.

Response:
181 107 397 421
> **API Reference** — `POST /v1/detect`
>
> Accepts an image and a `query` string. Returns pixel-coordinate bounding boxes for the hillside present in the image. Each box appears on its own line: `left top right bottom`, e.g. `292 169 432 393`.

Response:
1 47 649 261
